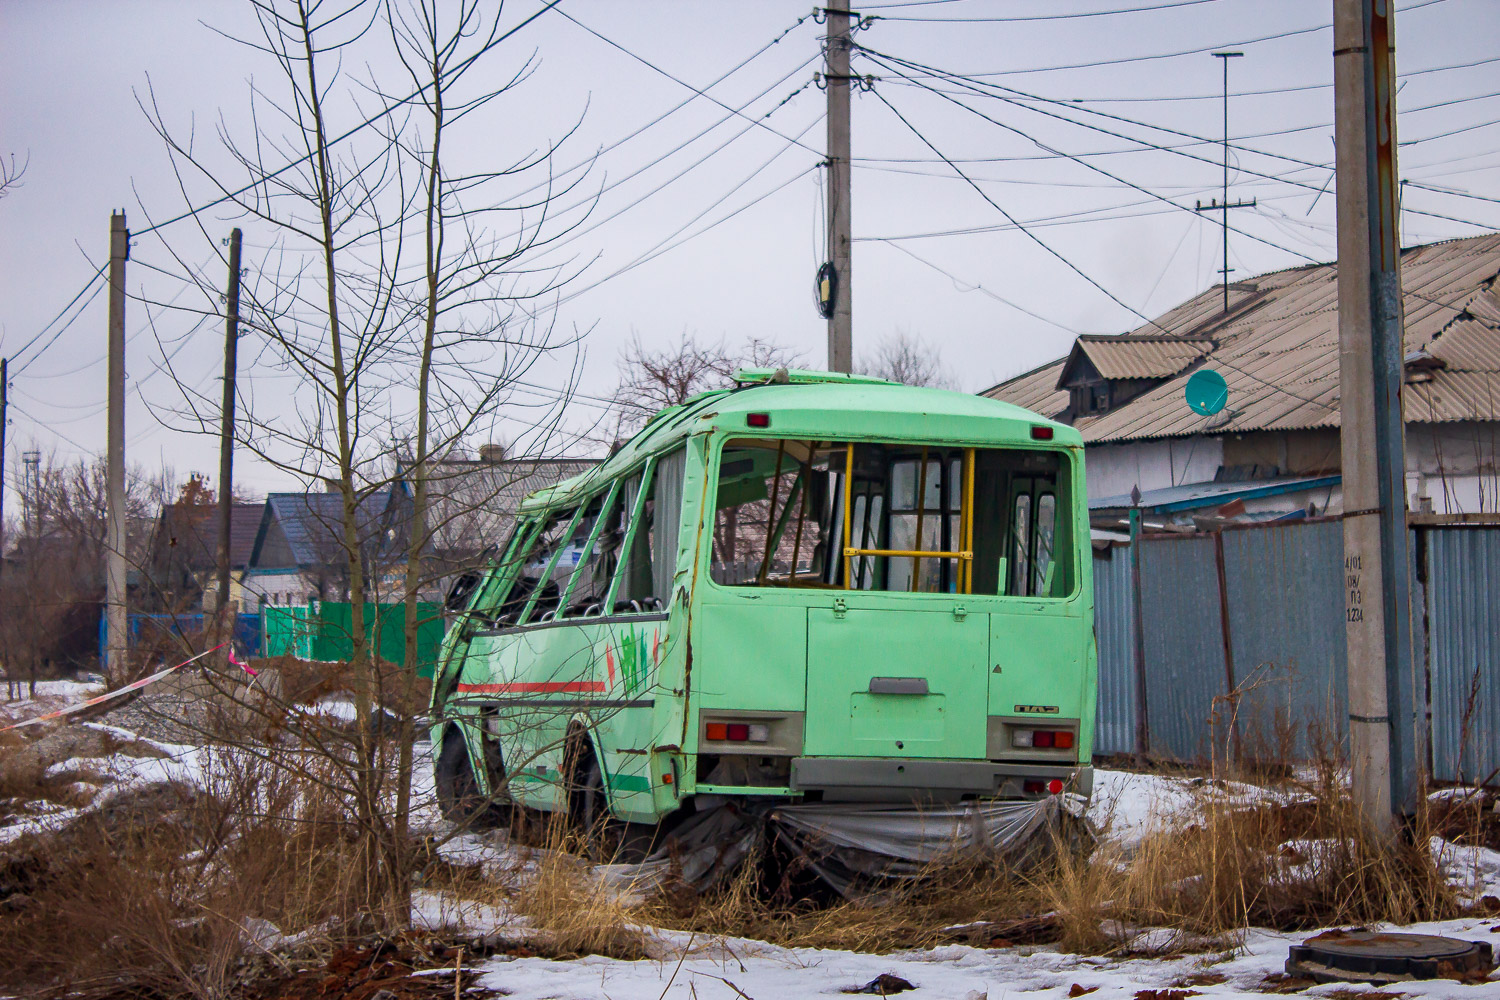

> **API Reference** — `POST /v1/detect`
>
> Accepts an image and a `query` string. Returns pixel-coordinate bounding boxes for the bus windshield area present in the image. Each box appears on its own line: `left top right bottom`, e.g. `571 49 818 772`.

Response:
710 439 1073 597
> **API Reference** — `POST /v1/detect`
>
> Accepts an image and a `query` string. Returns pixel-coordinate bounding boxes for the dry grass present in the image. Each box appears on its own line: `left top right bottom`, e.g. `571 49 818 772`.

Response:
0 751 378 998
642 764 1462 957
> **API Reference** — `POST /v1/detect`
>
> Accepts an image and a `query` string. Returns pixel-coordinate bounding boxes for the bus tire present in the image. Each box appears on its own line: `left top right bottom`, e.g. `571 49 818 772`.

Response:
565 732 618 860
436 726 506 828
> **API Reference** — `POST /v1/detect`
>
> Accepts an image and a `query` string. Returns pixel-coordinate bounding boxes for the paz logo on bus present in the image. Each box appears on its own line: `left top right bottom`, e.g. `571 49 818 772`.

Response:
1014 704 1060 714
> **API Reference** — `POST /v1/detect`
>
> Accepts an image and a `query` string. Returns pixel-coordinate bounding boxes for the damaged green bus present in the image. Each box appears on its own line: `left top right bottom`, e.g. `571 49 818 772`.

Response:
430 370 1096 855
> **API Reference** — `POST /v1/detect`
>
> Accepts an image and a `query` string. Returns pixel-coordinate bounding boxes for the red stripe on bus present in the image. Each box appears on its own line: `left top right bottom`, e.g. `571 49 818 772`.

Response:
455 681 607 694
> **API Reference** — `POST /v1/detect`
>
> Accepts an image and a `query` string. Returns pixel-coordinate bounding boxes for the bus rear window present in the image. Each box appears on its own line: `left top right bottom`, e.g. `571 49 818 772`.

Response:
710 439 1073 597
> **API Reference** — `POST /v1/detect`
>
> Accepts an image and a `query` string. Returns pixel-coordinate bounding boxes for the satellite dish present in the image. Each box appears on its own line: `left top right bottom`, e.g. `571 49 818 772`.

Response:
1185 368 1228 416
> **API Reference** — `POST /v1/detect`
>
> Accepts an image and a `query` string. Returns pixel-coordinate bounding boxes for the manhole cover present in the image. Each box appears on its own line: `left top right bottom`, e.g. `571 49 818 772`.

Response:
1286 930 1495 984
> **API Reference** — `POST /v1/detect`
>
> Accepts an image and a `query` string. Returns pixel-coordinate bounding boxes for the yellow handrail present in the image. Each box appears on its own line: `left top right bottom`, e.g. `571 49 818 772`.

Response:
845 547 972 560
842 444 855 589
962 447 976 594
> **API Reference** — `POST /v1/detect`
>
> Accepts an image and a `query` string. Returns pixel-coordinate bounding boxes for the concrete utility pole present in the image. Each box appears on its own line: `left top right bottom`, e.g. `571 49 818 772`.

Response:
106 212 128 682
0 357 8 699
1334 0 1418 835
215 228 243 619
824 0 854 373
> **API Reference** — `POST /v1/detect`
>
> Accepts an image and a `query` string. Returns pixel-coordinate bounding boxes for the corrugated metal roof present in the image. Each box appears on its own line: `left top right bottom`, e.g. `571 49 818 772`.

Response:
1069 336 1212 382
1090 474 1341 512
983 234 1500 442
427 458 600 555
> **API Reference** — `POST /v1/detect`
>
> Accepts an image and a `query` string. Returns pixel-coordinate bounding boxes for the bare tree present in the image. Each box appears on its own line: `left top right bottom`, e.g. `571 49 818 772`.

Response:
136 0 598 929
856 329 954 388
1 450 169 697
613 331 803 433
0 152 26 201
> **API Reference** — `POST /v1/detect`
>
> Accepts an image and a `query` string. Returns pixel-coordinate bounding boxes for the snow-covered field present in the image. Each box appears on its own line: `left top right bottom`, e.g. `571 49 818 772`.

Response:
461 920 1500 1000
4 680 1498 998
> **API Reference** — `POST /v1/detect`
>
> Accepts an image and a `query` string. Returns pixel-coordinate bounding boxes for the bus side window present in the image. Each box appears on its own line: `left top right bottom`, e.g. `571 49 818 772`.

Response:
651 448 687 609
510 509 577 623
613 468 655 611
561 486 622 618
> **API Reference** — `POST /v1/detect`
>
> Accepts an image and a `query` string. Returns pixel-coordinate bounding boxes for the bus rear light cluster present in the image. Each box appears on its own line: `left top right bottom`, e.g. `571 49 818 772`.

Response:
1012 728 1075 749
704 722 770 743
1023 778 1066 795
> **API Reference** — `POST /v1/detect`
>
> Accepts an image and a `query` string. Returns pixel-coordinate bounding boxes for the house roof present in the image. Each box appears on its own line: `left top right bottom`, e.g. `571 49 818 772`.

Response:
984 234 1500 442
1057 336 1213 386
425 457 601 556
154 502 262 571
1090 475 1341 513
256 489 407 569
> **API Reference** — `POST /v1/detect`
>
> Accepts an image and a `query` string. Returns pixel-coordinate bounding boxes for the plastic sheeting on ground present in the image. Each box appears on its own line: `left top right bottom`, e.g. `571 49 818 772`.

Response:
614 793 1092 899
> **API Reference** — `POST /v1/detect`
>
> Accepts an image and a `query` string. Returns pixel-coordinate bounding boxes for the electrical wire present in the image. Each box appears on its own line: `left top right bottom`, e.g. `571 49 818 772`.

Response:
870 0 1446 77
551 7 821 156
869 85 1172 334
7 266 107 371
872 0 1229 22
877 239 1082 334
865 53 1324 262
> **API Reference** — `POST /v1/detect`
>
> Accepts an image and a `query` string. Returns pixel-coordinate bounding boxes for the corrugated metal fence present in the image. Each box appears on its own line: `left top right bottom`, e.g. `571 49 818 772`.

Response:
1092 520 1500 783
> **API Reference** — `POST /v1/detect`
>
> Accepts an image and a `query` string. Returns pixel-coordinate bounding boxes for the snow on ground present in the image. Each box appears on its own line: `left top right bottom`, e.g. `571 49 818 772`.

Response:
1088 768 1308 847
461 917 1500 1000
0 723 211 846
0 679 105 726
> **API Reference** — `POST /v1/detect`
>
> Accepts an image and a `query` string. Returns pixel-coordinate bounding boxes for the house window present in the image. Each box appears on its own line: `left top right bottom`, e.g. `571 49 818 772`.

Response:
1073 382 1111 415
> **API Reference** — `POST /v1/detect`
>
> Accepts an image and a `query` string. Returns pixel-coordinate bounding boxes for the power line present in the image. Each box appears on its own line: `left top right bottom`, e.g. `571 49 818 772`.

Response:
551 7 821 156
870 0 1446 77
877 239 1082 334
862 47 1337 191
869 85 1172 334
872 0 1229 22
7 266 107 370
868 54 1323 263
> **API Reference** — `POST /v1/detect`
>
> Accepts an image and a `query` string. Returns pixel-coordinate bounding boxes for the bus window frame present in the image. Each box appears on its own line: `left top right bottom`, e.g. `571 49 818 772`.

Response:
469 516 542 620
557 479 623 617
702 434 1082 602
603 456 659 613
518 503 589 625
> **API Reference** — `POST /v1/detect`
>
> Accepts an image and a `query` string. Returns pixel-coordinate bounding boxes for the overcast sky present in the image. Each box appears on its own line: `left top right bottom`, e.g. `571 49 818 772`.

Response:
2 0 1498 504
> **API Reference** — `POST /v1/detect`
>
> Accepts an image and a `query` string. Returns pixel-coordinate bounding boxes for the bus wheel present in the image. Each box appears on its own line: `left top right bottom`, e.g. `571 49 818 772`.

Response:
436 727 506 828
566 736 619 861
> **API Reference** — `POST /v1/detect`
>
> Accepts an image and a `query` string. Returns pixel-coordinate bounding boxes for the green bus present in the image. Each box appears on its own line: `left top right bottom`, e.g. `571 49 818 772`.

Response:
430 370 1096 842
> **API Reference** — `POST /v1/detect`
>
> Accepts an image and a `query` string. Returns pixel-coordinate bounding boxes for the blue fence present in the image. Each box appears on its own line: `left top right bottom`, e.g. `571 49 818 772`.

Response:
98 612 261 670
1092 519 1499 784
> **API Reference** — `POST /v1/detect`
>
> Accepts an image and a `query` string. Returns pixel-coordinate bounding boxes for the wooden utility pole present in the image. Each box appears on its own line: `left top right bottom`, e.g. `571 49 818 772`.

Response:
106 212 129 682
215 228 243 619
1334 0 1417 835
824 0 853 373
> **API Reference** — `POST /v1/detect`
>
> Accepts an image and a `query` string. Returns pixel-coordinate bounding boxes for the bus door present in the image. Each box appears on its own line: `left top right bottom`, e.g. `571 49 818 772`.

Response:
803 445 989 760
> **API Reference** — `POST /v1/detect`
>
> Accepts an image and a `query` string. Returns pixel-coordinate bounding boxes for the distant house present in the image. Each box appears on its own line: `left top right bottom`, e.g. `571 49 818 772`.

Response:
424 444 600 573
243 449 600 611
145 500 263 611
243 486 414 611
984 234 1500 520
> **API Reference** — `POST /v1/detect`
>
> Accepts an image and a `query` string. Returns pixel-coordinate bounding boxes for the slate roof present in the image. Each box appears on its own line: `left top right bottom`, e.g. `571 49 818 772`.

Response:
253 489 409 570
984 234 1500 441
426 457 600 557
1059 336 1213 384
153 502 262 571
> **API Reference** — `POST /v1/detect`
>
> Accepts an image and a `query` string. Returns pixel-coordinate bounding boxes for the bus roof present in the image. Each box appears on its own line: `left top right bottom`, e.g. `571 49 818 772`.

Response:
519 378 1079 513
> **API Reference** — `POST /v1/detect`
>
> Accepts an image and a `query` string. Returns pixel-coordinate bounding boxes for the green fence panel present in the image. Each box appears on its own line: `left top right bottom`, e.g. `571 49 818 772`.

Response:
275 601 445 677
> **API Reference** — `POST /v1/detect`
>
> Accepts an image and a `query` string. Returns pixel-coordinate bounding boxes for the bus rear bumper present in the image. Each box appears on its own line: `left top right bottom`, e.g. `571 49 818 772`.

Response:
789 757 1092 803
